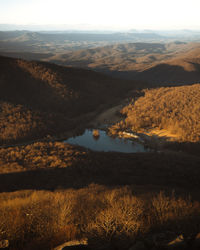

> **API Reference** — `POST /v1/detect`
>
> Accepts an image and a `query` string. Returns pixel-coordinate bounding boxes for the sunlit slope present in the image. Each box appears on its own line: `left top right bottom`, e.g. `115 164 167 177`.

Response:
114 84 200 142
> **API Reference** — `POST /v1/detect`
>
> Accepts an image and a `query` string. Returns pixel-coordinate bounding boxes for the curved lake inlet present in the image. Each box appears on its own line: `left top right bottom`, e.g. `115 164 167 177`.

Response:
65 129 149 153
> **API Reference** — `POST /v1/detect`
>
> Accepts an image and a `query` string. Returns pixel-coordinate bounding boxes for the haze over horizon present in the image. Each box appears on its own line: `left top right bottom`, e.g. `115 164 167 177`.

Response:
0 0 200 31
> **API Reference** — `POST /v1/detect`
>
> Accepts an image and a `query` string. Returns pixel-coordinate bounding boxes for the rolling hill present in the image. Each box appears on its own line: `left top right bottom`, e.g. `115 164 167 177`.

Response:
49 42 200 86
110 83 200 143
0 55 137 144
1 32 200 87
1 31 200 250
0 30 164 55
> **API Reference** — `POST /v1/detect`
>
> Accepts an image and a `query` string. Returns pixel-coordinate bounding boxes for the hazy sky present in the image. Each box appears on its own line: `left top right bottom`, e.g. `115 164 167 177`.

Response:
0 0 200 30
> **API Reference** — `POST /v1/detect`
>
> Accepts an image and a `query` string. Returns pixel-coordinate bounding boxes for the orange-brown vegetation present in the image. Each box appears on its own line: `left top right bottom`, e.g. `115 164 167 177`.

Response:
0 55 136 144
92 129 100 138
0 102 45 143
0 141 200 249
0 142 86 173
0 187 200 249
1 142 200 191
0 55 134 113
1 43 200 250
110 84 200 142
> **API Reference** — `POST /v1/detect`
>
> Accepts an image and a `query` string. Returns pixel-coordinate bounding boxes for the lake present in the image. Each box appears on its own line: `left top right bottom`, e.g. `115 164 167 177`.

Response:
65 129 149 153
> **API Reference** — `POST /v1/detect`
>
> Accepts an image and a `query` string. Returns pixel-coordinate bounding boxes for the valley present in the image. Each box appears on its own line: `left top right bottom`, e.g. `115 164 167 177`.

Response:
0 30 200 250
1 31 200 87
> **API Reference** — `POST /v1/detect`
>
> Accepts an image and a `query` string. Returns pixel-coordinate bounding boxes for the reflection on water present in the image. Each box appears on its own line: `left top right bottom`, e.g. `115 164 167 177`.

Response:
65 129 149 153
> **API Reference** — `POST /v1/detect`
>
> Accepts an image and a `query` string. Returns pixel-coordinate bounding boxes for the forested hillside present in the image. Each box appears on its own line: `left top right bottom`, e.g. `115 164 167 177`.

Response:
0 56 135 144
114 84 200 142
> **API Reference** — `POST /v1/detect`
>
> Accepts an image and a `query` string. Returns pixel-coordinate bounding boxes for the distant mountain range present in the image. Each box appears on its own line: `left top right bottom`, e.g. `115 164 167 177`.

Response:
49 42 200 86
1 31 200 88
0 30 168 55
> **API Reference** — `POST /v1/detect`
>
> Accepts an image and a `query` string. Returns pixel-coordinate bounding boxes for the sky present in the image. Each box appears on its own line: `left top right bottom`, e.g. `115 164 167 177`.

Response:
0 0 200 30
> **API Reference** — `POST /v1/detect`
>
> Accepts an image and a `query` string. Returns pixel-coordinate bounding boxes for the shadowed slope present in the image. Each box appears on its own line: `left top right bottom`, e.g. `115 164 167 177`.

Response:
0 142 200 193
0 56 136 144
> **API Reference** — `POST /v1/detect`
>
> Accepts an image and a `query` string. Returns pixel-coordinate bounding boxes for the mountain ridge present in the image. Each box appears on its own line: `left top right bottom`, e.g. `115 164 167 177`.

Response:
0 55 138 144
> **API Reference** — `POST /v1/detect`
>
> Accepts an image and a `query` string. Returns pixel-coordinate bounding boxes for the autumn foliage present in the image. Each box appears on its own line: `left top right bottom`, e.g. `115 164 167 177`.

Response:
115 84 200 142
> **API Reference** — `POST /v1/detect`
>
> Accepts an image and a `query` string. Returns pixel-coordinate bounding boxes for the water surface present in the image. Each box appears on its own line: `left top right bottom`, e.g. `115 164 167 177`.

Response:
65 129 148 153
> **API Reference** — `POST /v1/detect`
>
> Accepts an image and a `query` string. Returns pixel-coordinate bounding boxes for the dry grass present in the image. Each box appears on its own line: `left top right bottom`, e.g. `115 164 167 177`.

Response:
0 186 200 249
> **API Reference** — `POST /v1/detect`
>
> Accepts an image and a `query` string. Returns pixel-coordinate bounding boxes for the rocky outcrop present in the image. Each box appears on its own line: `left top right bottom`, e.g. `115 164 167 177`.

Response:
128 232 200 250
54 238 88 250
